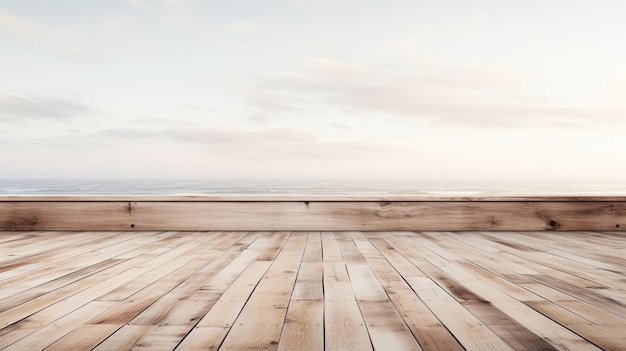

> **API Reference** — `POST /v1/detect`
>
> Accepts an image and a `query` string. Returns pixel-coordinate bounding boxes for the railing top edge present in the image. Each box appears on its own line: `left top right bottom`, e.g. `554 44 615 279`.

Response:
2 195 626 202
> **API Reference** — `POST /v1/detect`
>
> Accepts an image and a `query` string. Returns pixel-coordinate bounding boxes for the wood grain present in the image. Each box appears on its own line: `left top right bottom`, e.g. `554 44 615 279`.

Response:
2 199 626 230
0 230 623 350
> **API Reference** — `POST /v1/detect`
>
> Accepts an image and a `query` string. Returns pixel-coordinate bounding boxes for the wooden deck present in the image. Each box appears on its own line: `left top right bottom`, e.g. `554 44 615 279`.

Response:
0 230 624 350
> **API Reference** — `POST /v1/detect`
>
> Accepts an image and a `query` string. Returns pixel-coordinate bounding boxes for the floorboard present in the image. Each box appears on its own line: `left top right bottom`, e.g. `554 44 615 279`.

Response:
0 230 624 350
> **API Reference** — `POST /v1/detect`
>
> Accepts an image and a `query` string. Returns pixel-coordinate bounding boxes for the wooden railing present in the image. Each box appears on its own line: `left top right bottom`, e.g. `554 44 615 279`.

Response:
1 195 625 231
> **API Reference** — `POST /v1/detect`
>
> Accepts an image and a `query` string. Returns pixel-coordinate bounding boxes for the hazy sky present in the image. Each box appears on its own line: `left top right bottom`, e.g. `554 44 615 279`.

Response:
1 0 625 182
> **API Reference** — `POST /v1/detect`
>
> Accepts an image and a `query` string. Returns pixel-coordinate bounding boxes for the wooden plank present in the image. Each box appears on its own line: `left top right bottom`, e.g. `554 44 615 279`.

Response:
319 231 372 350
336 232 366 264
393 236 551 350
323 260 373 351
128 325 190 351
463 301 558 351
1 301 116 350
526 301 626 351
0 230 622 351
2 200 626 231
196 260 272 327
389 233 604 351
87 247 222 325
291 231 324 300
0 240 192 330
44 324 119 351
406 277 515 351
340 230 422 351
358 300 423 351
0 232 169 305
92 325 152 351
4 195 626 201
346 264 388 301
127 232 258 326
411 232 546 302
358 235 464 351
218 233 306 350
477 232 626 290
525 274 626 319
277 300 324 351
175 326 229 351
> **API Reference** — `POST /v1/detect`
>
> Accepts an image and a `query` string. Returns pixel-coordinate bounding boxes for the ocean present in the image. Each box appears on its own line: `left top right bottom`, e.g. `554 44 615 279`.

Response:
2 179 626 195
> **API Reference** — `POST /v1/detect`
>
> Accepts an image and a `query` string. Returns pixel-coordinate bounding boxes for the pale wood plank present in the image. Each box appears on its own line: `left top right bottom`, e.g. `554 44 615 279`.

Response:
0 248 171 330
463 301 558 351
526 301 626 350
323 260 373 351
126 232 257 326
358 300 423 351
360 239 464 351
477 231 626 289
413 232 546 302
321 231 342 262
346 264 388 302
87 244 225 325
522 277 626 322
218 233 306 350
196 260 272 327
44 324 119 351
336 232 366 264
0 231 126 281
0 232 170 307
130 325 190 351
1 301 116 350
3 200 626 231
5 194 626 201
175 326 229 351
340 235 421 350
291 262 323 300
277 300 324 351
388 233 603 351
0 230 623 351
92 325 152 351
406 276 515 351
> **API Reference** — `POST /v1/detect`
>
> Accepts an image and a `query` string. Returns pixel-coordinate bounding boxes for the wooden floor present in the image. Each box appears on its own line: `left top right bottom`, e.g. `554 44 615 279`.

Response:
0 231 624 350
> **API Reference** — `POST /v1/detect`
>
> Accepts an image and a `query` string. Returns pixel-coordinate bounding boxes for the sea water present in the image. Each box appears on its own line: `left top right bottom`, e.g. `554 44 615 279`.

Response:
2 178 626 195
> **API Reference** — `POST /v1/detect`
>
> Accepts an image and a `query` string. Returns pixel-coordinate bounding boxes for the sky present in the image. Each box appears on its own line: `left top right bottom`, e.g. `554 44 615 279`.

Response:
1 0 626 184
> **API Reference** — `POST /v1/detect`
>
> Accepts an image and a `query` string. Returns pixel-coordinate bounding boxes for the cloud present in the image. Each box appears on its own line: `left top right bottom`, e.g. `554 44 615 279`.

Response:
326 122 353 129
0 11 101 61
246 113 272 125
218 43 260 56
83 125 423 175
0 93 93 122
228 57 625 129
159 0 195 26
220 21 257 34
167 126 317 144
0 10 155 62
81 125 416 160
303 57 371 77
122 0 151 6
0 11 42 34
90 126 316 144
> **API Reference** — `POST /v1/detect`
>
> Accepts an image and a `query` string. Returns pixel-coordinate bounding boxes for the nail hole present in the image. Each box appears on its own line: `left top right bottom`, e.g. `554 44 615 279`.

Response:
616 224 620 228
549 220 557 227
130 224 135 228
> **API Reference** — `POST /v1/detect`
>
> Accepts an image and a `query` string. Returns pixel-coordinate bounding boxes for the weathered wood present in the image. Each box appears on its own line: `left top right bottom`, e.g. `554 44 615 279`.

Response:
322 233 372 350
218 233 306 350
4 195 626 201
0 230 623 350
277 300 324 351
2 198 626 231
